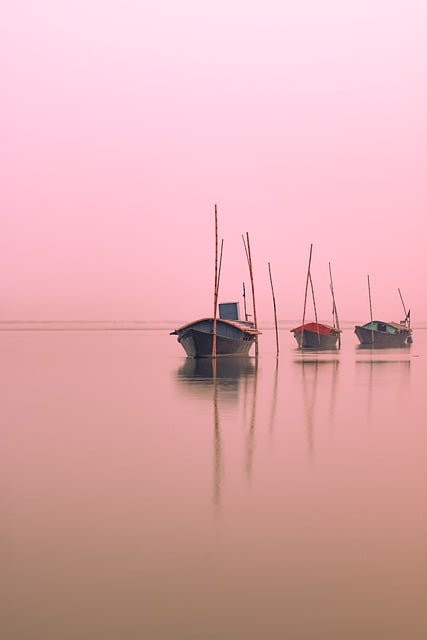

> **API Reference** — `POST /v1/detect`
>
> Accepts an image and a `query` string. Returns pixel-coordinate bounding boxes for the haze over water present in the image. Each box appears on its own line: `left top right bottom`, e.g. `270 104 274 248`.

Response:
3 323 427 639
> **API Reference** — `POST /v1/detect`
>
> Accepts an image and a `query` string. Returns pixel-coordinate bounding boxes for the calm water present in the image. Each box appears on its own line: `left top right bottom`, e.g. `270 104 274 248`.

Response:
3 323 427 639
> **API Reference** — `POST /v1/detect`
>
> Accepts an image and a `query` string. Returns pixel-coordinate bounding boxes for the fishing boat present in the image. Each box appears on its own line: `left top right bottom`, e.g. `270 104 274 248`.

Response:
354 317 412 347
171 302 260 358
354 282 413 347
171 206 261 358
291 321 341 350
291 245 341 350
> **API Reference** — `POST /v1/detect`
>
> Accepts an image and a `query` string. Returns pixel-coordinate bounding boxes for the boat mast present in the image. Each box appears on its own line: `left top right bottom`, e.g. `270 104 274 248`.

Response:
212 205 219 358
217 238 224 299
242 232 259 357
301 243 314 350
268 262 279 358
242 282 248 321
367 274 374 344
309 271 320 346
329 262 341 348
398 288 410 327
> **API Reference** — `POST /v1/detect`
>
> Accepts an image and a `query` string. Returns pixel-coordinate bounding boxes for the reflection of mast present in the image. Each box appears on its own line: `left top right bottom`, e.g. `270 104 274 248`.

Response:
301 359 340 457
175 356 257 514
329 359 339 425
302 361 318 457
245 359 259 482
212 362 223 512
367 360 374 418
268 359 279 436
358 358 411 422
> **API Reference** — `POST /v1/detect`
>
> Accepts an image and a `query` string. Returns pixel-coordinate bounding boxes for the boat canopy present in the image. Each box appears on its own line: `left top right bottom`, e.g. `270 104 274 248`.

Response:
174 317 260 335
291 322 338 335
362 321 410 334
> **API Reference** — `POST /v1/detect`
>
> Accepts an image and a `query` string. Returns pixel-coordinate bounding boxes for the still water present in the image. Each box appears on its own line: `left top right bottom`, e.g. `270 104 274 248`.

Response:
3 323 427 639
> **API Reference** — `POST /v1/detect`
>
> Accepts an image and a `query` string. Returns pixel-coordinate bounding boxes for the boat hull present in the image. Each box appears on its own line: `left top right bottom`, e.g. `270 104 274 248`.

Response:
291 323 340 350
354 324 412 347
179 328 255 357
172 318 258 358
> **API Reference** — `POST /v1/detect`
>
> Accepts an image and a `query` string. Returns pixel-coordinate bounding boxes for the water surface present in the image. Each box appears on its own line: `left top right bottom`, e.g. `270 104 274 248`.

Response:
3 324 427 639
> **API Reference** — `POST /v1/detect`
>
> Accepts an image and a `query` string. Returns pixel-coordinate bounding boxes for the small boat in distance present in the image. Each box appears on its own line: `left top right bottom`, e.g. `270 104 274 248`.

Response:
291 245 341 350
354 281 413 347
354 317 412 347
291 321 341 350
171 302 260 358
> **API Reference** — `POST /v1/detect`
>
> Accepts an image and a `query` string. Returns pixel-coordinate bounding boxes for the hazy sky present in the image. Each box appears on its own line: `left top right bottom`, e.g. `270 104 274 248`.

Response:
3 1 426 322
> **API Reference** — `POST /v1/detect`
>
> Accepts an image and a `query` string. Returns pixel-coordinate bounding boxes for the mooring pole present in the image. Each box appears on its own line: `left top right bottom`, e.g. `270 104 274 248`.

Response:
243 232 259 357
268 262 279 358
367 274 374 345
301 244 314 350
212 205 219 358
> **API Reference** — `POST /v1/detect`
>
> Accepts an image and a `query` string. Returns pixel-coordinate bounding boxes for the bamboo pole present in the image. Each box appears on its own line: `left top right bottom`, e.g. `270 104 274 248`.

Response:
398 288 407 317
268 262 279 358
212 205 219 358
301 243 314 350
397 287 410 326
309 272 320 346
242 282 248 321
217 239 224 294
329 262 341 348
367 274 374 345
243 233 259 357
211 238 224 360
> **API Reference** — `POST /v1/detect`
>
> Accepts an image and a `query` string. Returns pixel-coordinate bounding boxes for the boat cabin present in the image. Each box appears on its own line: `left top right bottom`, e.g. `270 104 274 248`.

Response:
219 302 240 321
364 321 406 334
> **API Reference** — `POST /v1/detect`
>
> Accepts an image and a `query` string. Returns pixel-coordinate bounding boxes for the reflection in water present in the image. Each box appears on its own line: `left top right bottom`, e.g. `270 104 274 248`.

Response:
268 360 279 436
244 359 259 484
356 343 412 351
355 356 411 418
212 374 222 510
176 356 256 402
176 356 258 512
296 358 340 457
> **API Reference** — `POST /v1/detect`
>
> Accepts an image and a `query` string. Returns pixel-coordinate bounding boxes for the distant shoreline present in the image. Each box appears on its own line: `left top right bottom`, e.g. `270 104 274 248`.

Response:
1 321 426 331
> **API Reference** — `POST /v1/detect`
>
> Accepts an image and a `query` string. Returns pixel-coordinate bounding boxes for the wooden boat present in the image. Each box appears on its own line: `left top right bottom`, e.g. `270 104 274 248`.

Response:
171 206 260 358
355 316 412 347
291 321 341 350
291 245 341 350
354 281 413 347
171 302 260 358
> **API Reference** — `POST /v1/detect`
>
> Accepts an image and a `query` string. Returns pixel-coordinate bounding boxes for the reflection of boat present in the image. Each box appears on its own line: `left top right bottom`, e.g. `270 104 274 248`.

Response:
176 355 256 401
177 354 256 381
171 303 260 358
354 281 413 347
175 354 259 512
297 358 340 456
355 358 411 418
291 245 341 350
354 318 412 347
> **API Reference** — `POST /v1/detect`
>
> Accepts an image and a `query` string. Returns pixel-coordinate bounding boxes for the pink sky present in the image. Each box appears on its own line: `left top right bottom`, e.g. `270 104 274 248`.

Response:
3 1 427 322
